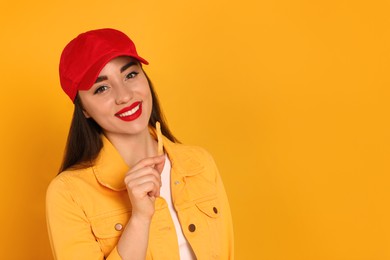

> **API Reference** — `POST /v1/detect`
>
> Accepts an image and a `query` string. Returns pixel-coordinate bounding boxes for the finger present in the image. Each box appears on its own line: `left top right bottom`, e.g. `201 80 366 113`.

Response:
131 155 165 172
132 181 159 199
125 167 161 185
131 182 160 200
125 174 161 197
142 180 160 198
154 157 165 175
125 172 161 190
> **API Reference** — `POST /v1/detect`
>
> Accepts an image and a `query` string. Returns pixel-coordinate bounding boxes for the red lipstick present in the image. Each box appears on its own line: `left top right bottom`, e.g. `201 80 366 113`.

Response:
115 101 142 121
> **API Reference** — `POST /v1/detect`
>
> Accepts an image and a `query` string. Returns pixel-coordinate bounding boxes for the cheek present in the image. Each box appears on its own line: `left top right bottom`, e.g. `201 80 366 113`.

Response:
82 99 110 121
145 89 153 110
139 79 153 105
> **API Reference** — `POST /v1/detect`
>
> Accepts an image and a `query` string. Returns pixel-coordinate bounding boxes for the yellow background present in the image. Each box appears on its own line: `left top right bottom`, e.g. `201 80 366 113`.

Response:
1 0 389 259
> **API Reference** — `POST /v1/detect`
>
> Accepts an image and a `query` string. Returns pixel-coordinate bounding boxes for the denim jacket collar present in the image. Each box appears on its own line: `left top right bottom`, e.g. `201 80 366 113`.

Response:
92 127 204 191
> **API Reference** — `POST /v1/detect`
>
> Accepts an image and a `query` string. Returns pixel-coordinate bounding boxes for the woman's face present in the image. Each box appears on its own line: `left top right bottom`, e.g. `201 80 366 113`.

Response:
78 56 152 138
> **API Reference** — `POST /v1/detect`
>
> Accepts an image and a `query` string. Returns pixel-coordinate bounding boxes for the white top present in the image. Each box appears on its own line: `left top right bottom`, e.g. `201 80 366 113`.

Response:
160 155 196 260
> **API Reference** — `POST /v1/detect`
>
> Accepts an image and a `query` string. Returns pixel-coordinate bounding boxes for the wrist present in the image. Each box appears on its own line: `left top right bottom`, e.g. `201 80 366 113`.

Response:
130 213 153 226
117 214 152 259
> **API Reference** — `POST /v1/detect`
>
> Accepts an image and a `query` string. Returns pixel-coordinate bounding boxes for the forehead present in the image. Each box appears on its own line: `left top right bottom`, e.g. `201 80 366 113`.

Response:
99 56 140 75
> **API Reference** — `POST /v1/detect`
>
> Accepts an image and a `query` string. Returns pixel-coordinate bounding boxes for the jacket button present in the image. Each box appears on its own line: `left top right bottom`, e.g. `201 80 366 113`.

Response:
213 207 218 214
188 224 196 232
114 223 123 231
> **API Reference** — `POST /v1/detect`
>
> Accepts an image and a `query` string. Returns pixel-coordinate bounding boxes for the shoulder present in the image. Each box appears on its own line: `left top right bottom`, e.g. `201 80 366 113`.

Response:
166 141 220 181
168 141 216 164
46 167 93 203
48 167 91 187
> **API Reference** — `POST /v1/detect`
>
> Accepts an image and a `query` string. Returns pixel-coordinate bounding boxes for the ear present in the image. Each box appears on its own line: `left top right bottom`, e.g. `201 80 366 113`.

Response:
82 109 91 118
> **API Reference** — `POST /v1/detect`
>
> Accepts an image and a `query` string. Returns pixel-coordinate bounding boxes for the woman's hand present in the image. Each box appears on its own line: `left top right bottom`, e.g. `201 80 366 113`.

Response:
124 155 165 221
118 155 165 259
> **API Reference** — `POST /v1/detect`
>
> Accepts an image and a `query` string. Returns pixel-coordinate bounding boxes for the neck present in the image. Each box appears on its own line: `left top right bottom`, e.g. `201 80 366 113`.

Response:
104 129 158 167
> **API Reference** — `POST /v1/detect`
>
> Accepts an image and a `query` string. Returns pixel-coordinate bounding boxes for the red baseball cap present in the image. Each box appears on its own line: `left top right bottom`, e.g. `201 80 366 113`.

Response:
59 28 149 102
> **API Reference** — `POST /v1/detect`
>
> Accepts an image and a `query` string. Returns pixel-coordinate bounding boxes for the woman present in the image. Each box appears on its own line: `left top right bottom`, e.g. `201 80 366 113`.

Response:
46 28 234 260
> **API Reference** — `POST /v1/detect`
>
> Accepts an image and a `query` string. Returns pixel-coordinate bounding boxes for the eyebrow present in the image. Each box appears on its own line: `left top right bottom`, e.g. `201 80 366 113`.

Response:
94 61 138 84
120 61 137 73
95 75 108 84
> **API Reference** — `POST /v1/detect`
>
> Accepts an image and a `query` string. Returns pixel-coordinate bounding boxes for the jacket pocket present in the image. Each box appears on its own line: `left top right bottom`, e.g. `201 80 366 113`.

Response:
89 210 131 255
196 198 221 219
181 197 223 259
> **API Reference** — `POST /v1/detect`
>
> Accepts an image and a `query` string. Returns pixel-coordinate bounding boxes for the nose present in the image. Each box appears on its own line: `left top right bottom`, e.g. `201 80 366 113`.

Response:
115 83 132 105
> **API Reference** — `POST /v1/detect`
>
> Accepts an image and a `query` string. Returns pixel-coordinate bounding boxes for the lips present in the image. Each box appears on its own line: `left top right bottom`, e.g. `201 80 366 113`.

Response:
115 101 142 121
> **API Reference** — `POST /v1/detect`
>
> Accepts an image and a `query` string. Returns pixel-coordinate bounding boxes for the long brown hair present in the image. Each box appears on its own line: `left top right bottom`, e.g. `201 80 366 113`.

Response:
59 71 178 173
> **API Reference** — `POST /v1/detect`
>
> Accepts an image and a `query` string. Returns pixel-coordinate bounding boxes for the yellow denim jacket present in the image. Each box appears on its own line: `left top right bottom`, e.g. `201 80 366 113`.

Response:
46 133 234 259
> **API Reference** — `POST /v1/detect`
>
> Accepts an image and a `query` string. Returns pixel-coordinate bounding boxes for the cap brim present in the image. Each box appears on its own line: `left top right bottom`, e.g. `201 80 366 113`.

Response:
78 51 149 91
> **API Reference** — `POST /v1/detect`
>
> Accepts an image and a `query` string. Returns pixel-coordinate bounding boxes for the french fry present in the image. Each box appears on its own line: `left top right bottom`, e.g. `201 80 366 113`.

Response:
156 121 164 155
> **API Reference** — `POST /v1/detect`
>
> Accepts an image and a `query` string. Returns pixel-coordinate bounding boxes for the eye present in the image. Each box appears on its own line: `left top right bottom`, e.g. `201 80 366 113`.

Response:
126 71 139 79
94 85 109 94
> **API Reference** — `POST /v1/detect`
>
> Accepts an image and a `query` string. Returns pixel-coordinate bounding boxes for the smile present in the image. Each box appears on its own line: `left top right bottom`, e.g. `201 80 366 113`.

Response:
115 101 143 121
118 104 140 117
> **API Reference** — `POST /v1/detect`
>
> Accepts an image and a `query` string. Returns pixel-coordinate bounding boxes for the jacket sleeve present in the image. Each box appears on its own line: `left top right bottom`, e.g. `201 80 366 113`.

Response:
217 167 235 259
204 149 235 259
46 176 122 260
